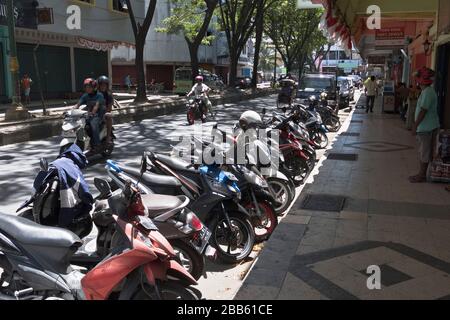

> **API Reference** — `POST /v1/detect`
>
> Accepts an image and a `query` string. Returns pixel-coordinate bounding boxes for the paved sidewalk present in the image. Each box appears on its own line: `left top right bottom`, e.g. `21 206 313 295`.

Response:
236 98 450 300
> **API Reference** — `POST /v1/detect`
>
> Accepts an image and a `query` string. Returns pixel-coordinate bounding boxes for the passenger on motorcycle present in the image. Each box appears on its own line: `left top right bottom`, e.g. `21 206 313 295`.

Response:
187 76 214 118
74 78 105 151
97 76 114 144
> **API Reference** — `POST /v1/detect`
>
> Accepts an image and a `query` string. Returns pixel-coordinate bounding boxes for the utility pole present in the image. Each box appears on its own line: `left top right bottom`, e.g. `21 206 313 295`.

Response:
5 0 30 121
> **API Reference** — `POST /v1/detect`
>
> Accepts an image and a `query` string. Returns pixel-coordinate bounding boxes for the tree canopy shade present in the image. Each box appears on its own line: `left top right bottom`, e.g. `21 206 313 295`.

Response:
264 1 325 76
218 0 259 86
157 0 218 82
125 0 158 103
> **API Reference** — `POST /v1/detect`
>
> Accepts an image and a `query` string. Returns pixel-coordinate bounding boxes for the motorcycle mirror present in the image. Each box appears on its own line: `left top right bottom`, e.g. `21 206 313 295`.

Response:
39 158 48 172
94 178 112 197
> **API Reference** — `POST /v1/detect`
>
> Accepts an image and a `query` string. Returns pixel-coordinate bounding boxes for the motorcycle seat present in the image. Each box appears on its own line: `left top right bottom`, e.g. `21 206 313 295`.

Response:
119 165 182 188
140 194 186 218
154 154 198 173
0 213 82 248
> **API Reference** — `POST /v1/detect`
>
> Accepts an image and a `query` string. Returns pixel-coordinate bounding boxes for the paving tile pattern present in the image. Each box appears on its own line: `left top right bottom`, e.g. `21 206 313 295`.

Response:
236 97 450 300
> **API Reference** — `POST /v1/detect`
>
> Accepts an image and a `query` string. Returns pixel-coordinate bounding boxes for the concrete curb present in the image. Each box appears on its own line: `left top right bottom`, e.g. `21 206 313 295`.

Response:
0 90 276 147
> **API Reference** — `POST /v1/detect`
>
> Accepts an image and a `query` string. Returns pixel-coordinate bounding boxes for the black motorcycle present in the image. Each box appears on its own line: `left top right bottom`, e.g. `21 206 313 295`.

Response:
107 153 255 265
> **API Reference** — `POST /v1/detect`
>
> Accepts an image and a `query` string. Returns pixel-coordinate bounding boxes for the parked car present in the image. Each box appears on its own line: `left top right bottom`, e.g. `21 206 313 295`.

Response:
235 77 252 89
338 76 355 101
296 73 339 110
337 79 352 109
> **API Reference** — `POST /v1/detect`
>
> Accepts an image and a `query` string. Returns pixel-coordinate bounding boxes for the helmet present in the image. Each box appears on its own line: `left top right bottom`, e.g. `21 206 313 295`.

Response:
97 75 110 85
83 78 97 89
239 111 262 130
414 67 435 86
195 76 204 82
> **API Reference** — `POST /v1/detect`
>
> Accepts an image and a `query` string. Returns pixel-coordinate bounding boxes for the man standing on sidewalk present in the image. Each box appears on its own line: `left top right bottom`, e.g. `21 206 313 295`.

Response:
364 76 378 113
409 67 440 183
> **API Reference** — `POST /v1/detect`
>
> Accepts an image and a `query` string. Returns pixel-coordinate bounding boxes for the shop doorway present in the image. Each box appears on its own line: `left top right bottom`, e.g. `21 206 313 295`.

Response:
435 43 450 129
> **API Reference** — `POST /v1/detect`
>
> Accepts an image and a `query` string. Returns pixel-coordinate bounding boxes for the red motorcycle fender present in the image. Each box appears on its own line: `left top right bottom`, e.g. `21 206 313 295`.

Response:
168 260 198 286
143 261 168 286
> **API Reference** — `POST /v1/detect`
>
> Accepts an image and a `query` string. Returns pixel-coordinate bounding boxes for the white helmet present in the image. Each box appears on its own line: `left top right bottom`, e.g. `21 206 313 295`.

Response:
239 111 262 130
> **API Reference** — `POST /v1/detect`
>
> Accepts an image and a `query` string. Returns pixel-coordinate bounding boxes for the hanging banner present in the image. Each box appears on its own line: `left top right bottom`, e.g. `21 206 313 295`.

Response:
77 37 135 52
0 0 37 29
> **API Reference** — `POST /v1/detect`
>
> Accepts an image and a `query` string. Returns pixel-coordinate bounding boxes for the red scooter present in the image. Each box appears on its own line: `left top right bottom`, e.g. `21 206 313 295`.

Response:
0 174 198 300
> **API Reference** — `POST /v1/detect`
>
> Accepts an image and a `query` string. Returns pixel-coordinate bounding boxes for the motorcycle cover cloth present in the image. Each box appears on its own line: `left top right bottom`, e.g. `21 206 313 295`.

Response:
34 144 93 226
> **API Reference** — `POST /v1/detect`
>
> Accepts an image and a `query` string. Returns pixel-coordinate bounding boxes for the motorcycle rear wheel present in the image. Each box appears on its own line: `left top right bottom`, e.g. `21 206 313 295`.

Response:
170 239 205 281
132 281 199 300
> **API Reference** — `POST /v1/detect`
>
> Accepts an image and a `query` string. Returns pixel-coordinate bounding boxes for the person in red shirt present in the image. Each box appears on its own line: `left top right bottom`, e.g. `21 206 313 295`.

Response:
21 74 33 105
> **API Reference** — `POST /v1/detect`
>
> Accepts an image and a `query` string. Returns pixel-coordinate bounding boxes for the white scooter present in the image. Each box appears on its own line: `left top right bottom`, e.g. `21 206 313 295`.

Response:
60 105 115 158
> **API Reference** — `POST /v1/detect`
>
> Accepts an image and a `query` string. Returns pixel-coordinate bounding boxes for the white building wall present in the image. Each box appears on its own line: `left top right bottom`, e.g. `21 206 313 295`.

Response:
37 0 141 43
111 0 217 65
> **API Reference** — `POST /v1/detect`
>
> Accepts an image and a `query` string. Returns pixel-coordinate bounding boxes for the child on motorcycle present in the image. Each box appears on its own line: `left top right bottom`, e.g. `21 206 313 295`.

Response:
97 76 114 144
187 75 214 118
74 78 105 151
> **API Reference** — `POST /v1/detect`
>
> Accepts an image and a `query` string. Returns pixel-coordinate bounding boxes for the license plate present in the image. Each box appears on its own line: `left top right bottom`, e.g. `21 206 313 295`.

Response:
191 226 212 254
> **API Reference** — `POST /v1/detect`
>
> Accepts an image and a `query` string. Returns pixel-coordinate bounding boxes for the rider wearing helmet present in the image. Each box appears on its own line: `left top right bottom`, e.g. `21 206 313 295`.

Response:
74 78 105 151
97 76 114 144
409 67 440 184
187 75 214 118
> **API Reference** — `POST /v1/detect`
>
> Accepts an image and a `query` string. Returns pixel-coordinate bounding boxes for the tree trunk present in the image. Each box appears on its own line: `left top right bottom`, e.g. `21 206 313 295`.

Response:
251 0 264 89
229 47 239 87
188 41 200 85
135 36 147 103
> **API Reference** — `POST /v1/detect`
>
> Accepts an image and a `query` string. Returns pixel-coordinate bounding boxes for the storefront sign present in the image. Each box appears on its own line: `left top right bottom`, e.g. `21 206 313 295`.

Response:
0 0 37 29
375 27 405 46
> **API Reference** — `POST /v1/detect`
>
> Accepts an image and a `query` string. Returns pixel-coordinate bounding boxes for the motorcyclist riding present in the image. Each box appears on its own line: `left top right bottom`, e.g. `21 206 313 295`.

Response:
187 75 214 118
74 78 105 152
97 76 114 144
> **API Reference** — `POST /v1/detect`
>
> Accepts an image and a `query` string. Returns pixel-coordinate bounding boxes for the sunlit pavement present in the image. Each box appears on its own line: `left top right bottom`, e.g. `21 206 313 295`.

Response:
236 94 450 300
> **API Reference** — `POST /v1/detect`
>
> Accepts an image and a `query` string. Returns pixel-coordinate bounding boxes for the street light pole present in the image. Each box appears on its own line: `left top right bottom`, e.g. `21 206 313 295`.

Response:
5 0 30 121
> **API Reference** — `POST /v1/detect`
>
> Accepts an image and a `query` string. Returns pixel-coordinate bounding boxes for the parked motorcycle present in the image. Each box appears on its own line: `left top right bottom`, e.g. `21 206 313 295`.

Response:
0 178 198 300
60 105 115 157
17 157 213 281
318 92 342 132
108 152 255 265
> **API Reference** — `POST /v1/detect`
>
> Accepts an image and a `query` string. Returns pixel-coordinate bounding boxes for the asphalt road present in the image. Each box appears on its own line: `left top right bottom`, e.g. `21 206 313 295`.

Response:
0 95 280 300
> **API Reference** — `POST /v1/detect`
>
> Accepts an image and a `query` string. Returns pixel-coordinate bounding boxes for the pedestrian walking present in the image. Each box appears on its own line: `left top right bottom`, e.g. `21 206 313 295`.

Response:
21 74 33 105
124 74 132 93
409 67 440 183
364 76 378 113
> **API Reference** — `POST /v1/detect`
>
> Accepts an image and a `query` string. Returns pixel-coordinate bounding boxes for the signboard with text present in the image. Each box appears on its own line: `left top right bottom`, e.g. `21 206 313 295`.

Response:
0 0 37 29
375 27 405 46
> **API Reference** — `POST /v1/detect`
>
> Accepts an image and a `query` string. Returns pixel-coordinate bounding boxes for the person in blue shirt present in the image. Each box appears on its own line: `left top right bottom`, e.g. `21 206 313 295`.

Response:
74 78 105 151
409 67 440 183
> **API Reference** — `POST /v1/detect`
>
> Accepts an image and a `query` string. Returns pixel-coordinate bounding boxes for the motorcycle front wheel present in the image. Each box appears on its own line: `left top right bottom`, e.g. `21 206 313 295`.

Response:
210 212 255 265
266 178 294 215
187 110 195 125
132 281 199 300
324 117 341 132
246 201 278 243
312 131 329 149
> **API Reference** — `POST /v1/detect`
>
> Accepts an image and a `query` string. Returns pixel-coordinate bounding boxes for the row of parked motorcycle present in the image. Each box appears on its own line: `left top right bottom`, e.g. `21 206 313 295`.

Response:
0 95 341 300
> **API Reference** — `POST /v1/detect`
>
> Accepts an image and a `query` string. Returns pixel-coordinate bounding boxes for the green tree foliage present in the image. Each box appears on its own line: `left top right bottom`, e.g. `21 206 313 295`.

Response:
264 1 324 75
158 0 218 81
